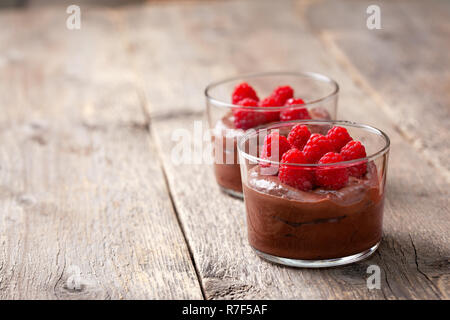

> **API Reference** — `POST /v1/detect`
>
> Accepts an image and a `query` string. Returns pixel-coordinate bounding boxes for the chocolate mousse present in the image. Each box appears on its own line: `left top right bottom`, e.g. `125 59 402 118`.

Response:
211 112 244 194
243 163 384 260
209 80 334 196
212 109 332 195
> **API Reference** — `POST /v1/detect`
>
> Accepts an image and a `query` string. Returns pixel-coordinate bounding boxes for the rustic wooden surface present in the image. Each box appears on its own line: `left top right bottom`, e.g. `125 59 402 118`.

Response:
0 0 448 299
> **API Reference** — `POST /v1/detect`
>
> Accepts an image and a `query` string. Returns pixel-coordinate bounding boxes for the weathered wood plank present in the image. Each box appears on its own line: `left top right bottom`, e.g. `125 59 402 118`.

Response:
306 0 450 180
120 1 240 118
0 8 202 299
123 0 449 299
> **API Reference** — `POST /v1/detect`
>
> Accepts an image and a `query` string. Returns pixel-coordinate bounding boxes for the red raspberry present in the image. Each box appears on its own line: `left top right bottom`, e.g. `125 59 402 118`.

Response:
231 82 259 104
260 131 291 164
280 98 311 121
327 126 352 152
278 149 314 191
232 98 265 130
315 152 349 190
340 140 367 177
259 95 277 107
259 96 280 122
271 86 294 106
286 98 304 106
302 134 333 163
287 124 311 150
259 86 294 122
259 95 278 107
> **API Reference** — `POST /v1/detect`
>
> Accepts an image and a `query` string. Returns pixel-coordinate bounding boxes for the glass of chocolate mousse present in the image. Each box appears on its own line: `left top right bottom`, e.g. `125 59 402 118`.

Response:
237 120 390 267
205 72 339 198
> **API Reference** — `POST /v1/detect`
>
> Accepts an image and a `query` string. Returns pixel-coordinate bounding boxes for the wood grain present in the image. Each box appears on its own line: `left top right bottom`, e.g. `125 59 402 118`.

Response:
306 0 450 180
122 0 449 299
0 8 202 299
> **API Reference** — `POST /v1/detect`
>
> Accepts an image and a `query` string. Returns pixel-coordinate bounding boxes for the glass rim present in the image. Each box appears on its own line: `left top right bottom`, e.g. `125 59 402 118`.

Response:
204 71 339 111
237 120 390 167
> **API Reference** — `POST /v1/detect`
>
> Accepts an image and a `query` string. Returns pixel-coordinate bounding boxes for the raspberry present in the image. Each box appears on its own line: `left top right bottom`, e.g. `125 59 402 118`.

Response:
259 95 278 107
232 98 265 130
286 98 304 106
271 86 294 106
327 126 352 152
280 98 311 121
287 124 311 150
231 82 259 104
259 96 280 122
259 86 294 122
302 134 333 163
278 149 314 191
280 108 310 122
340 140 367 177
315 152 349 190
260 131 291 164
238 98 258 106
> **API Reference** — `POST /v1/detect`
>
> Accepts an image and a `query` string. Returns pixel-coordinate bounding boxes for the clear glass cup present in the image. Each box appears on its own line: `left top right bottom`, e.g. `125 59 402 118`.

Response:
205 72 339 198
237 120 390 267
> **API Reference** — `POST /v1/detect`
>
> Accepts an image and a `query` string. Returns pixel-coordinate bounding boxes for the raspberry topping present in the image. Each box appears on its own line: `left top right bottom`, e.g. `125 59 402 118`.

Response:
259 96 280 122
340 140 367 177
287 124 311 150
260 131 291 164
327 126 352 152
315 152 349 190
232 98 265 130
278 149 314 191
259 95 278 107
259 86 294 122
302 133 333 163
286 98 305 106
271 86 294 106
232 82 259 104
280 98 311 121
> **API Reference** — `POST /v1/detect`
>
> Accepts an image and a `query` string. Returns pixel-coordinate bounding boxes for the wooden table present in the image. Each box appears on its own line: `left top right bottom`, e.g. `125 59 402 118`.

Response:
0 0 448 300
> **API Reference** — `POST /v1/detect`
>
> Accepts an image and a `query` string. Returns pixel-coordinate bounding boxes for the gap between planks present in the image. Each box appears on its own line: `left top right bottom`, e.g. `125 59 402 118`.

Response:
141 95 207 300
109 8 207 299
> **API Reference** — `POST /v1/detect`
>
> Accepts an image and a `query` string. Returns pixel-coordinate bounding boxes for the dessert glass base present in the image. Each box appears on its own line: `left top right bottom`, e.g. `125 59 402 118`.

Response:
219 186 243 199
253 241 380 268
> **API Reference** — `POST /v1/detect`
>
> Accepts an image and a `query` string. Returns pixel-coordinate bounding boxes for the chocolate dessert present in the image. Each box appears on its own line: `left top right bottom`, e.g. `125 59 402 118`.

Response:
243 163 384 260
208 79 335 197
211 109 332 194
211 112 244 193
238 121 389 265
